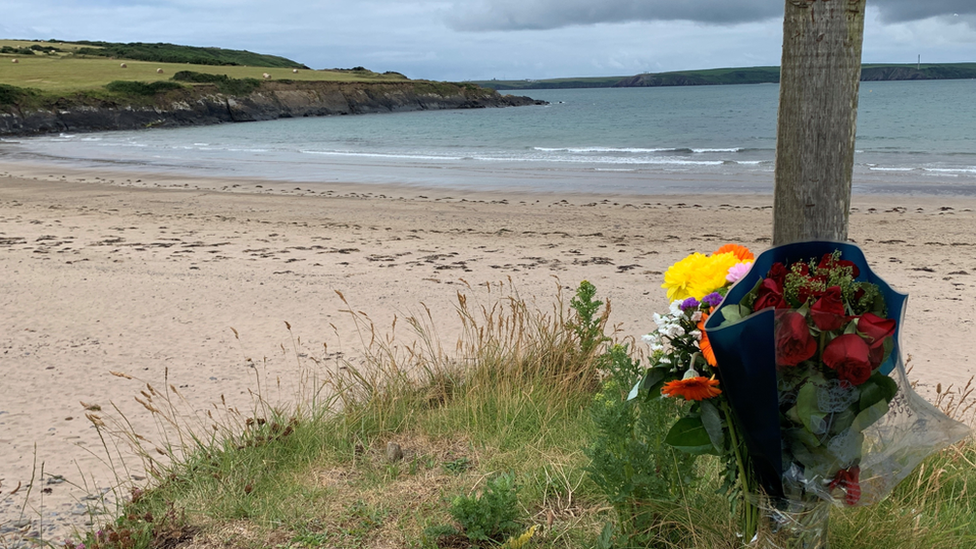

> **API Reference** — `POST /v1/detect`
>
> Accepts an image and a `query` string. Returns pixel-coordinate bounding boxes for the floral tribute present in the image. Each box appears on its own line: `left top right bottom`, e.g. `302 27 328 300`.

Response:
721 250 900 507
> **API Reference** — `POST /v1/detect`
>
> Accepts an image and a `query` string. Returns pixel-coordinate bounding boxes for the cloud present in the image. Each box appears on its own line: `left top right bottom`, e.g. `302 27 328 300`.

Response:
873 1 976 23
447 0 976 32
447 0 780 31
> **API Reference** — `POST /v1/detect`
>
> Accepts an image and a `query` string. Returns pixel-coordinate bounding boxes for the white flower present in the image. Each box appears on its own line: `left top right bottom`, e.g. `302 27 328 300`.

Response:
689 330 702 341
650 343 665 352
691 311 703 322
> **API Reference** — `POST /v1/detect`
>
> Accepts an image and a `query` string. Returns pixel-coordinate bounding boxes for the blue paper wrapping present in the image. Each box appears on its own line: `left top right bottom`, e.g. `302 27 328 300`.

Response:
703 241 908 499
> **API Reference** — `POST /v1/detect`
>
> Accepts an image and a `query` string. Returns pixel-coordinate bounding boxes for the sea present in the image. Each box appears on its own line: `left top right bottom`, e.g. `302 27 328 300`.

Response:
1 79 974 195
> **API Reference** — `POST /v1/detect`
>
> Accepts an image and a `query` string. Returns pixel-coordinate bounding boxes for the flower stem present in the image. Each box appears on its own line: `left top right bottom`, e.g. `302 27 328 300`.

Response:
722 400 758 543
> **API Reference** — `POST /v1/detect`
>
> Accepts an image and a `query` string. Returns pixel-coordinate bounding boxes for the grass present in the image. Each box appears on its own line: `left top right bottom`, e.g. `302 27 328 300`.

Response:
18 281 973 549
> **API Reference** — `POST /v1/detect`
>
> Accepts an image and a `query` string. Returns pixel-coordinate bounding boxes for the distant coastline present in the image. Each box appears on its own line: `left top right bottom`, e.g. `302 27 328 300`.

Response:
470 63 976 90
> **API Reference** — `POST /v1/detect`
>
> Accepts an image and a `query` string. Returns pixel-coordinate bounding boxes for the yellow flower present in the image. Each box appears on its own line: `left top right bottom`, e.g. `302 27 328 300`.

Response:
662 252 711 302
662 251 742 302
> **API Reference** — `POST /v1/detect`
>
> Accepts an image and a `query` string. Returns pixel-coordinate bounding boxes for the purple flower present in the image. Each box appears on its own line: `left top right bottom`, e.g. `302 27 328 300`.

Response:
702 293 724 308
680 297 700 311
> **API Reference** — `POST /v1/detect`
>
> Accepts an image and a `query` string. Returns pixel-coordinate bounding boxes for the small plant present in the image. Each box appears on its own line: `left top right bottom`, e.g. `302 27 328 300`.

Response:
442 457 472 475
448 472 522 542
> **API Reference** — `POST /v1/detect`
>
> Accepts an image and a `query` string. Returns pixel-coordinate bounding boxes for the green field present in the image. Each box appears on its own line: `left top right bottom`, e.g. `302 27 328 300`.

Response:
0 39 409 93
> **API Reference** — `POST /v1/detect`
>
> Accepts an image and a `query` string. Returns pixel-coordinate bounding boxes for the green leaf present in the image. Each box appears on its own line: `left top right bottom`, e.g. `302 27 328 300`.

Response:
627 367 666 401
796 381 827 435
665 416 721 455
853 398 889 432
720 305 742 325
700 400 725 453
859 373 898 411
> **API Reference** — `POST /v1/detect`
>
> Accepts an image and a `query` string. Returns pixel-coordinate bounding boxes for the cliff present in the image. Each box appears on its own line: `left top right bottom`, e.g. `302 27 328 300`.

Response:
0 80 545 136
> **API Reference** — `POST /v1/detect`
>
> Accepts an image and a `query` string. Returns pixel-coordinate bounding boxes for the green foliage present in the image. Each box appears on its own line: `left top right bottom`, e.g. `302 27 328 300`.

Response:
586 344 700 547
171 71 261 95
72 41 305 68
448 472 522 542
105 80 183 96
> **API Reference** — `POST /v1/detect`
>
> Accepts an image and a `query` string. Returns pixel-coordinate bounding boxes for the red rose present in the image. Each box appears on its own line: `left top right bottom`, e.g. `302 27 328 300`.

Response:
794 263 810 276
810 286 847 331
838 260 861 278
753 278 786 312
818 254 860 278
768 262 788 285
796 279 825 306
823 334 872 385
775 312 817 366
857 312 896 347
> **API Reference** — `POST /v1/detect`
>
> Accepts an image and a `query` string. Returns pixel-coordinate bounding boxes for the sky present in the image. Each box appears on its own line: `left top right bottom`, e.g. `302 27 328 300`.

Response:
0 1 973 81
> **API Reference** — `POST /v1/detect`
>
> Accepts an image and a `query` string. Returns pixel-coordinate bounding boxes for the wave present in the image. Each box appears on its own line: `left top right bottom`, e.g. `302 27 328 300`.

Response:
299 149 466 161
533 146 687 153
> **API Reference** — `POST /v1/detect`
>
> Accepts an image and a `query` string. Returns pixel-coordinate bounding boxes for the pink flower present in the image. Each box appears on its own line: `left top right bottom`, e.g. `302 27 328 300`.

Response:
726 262 753 283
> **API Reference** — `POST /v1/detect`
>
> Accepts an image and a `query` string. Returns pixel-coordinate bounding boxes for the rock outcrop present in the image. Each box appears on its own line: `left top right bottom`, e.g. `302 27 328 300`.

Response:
0 81 545 136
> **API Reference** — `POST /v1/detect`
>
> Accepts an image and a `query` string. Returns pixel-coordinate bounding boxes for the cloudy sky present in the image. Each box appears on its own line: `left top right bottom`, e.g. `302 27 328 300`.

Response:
0 1 973 81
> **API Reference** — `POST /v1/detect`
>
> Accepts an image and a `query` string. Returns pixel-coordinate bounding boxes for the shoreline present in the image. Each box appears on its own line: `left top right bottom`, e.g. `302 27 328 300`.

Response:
2 161 975 544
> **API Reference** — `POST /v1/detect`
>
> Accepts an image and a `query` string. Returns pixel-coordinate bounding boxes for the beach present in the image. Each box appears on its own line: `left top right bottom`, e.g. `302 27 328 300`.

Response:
2 161 975 544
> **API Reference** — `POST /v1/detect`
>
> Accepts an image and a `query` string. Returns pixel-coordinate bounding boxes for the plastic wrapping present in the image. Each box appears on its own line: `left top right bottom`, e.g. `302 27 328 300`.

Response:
704 241 972 545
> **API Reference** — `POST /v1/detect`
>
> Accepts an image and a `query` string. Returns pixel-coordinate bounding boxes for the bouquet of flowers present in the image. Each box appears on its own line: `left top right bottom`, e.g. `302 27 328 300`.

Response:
634 244 763 538
702 241 971 547
639 241 971 548
721 249 897 506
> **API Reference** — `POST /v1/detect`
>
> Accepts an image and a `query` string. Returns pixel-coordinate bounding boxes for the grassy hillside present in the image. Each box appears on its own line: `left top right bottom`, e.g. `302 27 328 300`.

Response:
473 63 976 90
0 39 411 96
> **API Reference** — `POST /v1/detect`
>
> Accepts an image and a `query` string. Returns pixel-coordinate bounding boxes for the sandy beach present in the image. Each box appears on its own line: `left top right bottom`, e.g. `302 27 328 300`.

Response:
1 161 975 545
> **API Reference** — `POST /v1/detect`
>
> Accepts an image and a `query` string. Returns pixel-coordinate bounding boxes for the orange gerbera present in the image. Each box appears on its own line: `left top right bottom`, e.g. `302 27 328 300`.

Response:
713 243 754 262
661 376 722 401
697 313 717 367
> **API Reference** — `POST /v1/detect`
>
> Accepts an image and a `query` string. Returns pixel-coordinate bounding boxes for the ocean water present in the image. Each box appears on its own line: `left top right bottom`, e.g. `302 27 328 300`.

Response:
2 79 974 195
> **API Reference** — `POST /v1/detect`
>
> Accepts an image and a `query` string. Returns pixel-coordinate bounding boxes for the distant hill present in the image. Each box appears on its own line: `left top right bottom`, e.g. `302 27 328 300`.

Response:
69 40 309 68
471 63 976 90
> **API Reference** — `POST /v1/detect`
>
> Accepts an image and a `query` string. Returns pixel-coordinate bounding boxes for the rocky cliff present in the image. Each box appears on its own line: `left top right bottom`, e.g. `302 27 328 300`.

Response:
0 81 545 136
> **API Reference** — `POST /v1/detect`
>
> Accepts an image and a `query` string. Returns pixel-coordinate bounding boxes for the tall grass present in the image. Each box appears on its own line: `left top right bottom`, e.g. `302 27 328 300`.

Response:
54 281 975 549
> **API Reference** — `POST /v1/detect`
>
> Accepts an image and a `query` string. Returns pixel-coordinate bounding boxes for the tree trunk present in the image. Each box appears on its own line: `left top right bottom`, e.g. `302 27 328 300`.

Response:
773 0 867 245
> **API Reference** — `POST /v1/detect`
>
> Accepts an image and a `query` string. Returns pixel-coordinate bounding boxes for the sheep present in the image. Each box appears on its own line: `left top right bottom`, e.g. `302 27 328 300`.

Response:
120 63 127 68
262 72 271 79
292 68 298 73
11 59 18 64
156 68 163 74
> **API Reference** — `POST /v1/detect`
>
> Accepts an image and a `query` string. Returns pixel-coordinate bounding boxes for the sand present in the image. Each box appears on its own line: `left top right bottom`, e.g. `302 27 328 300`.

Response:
1 161 975 545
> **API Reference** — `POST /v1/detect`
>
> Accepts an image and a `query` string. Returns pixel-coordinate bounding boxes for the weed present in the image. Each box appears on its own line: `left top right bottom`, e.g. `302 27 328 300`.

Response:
442 457 472 475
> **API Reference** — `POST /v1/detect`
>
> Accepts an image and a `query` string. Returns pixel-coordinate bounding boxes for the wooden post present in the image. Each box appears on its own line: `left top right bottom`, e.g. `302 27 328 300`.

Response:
772 0 867 245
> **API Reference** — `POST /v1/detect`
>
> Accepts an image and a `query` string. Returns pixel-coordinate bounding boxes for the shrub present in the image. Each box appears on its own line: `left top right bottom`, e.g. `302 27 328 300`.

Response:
105 80 183 96
0 83 27 106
